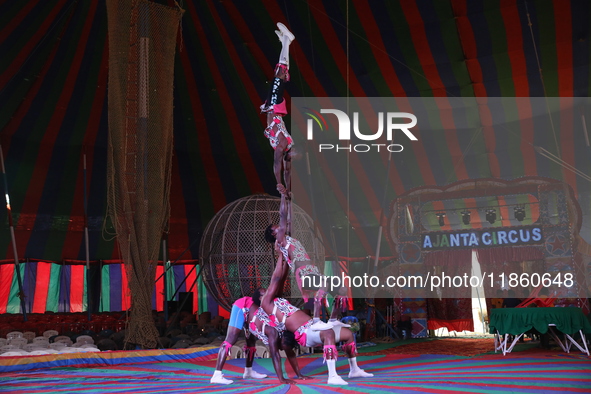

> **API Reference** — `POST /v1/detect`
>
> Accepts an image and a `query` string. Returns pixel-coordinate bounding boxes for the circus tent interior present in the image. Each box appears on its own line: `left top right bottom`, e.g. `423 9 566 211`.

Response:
0 0 591 369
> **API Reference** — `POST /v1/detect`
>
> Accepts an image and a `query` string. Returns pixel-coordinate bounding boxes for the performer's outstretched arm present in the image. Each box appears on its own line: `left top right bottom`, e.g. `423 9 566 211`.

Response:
265 251 289 303
274 187 288 244
266 328 297 384
285 347 310 380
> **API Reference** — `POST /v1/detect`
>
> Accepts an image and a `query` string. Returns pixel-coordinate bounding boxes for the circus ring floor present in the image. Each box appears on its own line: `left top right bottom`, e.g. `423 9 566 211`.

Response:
1 338 590 393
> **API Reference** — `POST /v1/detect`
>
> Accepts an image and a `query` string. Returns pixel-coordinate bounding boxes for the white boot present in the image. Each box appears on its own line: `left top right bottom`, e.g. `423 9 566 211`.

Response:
348 357 374 378
326 359 348 385
327 374 349 385
243 367 267 379
277 23 295 43
210 370 233 384
329 319 351 328
276 22 295 67
310 320 334 331
348 369 374 378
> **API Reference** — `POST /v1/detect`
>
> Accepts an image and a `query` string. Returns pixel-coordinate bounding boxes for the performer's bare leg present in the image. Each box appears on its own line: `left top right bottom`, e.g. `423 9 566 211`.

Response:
242 333 267 379
311 289 325 324
266 65 290 192
210 327 240 384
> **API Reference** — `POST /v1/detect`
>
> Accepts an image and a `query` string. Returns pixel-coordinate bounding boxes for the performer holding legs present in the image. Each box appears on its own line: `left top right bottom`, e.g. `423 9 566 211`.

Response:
249 288 310 385
260 240 373 385
265 185 339 329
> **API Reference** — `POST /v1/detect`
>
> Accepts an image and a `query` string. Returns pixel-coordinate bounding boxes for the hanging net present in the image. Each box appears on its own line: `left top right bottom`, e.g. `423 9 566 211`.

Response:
106 0 183 349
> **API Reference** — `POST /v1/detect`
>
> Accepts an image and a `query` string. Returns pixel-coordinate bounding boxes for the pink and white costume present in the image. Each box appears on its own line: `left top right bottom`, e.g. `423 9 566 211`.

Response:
264 115 293 151
279 235 310 271
279 236 324 301
268 297 299 328
248 307 283 345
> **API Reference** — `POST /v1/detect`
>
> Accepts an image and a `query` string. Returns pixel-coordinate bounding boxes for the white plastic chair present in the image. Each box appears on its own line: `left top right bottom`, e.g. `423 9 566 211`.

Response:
34 336 50 343
43 330 59 339
75 335 94 345
8 338 27 348
255 345 269 358
22 331 36 343
55 338 73 346
6 331 23 340
0 344 18 353
23 343 47 352
230 345 243 359
0 338 7 346
49 342 67 350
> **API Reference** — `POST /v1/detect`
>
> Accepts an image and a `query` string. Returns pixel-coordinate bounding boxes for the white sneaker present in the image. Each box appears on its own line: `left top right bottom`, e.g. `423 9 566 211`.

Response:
210 373 233 385
327 374 348 385
349 369 374 378
243 370 267 379
310 320 334 331
277 22 295 43
329 320 351 328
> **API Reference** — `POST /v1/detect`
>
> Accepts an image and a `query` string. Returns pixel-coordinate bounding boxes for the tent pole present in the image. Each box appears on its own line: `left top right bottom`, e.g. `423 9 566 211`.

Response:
0 144 27 321
83 152 92 322
153 236 199 283
367 150 395 339
162 236 169 323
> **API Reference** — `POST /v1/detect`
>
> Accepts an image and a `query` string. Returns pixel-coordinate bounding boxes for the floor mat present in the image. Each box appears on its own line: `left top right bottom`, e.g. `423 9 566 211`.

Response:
362 338 496 357
2 351 589 393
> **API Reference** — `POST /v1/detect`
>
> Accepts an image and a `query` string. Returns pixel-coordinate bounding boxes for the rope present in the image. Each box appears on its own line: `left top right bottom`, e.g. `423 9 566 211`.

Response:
524 0 560 158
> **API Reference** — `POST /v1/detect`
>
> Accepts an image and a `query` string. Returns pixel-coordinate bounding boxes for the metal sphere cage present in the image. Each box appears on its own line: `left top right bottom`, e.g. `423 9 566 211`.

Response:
199 194 324 312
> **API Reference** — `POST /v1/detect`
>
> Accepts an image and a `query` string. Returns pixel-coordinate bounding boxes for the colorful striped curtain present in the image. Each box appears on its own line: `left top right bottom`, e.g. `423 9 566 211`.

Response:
0 261 221 315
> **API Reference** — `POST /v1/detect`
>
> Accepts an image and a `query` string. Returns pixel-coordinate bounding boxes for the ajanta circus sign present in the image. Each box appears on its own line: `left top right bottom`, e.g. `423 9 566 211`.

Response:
421 226 543 250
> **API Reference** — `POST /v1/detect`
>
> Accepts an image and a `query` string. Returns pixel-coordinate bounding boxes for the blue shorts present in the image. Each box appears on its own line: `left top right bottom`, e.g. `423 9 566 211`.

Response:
228 305 246 329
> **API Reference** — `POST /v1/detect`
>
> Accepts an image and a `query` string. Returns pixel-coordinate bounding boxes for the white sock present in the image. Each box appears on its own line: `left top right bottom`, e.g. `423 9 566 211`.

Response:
326 359 338 376
278 38 291 67
212 370 223 377
348 357 374 378
348 357 360 371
